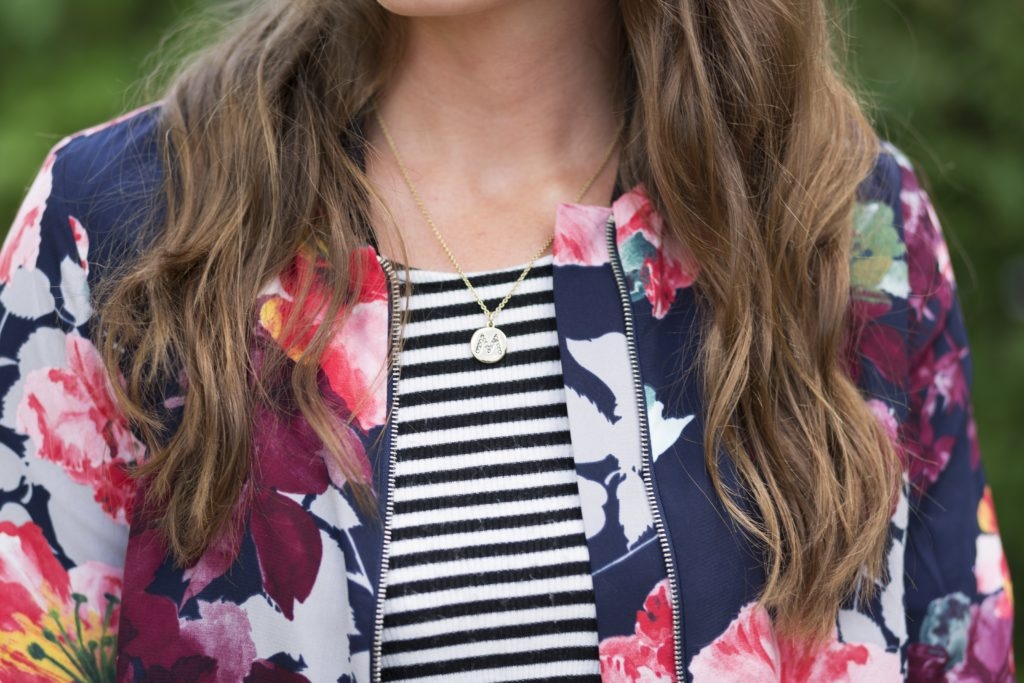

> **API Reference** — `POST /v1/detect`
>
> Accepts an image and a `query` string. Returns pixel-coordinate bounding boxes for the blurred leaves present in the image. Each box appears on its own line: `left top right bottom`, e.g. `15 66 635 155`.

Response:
0 0 1021 658
0 0 62 48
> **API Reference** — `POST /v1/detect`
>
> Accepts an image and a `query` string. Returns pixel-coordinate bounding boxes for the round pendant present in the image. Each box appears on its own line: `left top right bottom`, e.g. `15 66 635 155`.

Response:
470 326 508 363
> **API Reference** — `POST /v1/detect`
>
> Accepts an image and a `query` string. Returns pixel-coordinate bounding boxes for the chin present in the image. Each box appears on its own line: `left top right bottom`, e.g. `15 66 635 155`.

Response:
376 0 516 17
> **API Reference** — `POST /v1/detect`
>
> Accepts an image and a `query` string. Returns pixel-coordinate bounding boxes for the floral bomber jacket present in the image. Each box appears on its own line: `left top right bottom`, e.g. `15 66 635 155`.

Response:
0 106 1015 683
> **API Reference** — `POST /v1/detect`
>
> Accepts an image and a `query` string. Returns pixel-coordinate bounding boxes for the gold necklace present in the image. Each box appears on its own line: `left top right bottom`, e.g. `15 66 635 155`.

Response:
374 110 621 364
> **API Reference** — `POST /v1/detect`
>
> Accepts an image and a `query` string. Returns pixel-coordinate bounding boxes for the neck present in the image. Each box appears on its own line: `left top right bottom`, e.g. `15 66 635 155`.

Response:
367 0 623 271
373 0 622 186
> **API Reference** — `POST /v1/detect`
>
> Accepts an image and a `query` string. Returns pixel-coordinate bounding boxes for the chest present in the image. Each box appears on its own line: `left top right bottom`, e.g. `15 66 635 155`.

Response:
116 186 911 682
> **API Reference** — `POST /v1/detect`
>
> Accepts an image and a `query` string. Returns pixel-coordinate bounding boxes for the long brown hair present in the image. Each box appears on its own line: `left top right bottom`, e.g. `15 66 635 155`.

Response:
98 0 899 640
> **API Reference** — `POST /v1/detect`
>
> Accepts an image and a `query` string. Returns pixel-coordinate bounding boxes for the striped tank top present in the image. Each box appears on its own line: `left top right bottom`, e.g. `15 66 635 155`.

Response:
380 255 601 682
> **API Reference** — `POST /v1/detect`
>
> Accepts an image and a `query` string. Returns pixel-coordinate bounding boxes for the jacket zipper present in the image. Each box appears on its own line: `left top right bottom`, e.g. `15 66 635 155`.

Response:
605 216 686 682
371 255 403 683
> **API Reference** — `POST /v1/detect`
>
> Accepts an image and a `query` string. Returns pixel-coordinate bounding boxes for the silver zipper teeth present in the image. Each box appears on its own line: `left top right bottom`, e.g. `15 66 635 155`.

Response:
605 216 685 682
371 255 403 683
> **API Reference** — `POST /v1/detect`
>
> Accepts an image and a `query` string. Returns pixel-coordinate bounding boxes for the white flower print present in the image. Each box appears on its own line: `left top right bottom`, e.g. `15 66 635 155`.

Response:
565 333 654 550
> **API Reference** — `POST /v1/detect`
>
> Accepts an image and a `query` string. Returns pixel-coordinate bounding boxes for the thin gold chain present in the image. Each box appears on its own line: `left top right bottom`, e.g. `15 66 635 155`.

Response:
374 110 621 327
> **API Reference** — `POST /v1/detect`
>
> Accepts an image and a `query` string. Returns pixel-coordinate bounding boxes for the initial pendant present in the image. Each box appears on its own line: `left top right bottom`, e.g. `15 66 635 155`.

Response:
470 326 508 363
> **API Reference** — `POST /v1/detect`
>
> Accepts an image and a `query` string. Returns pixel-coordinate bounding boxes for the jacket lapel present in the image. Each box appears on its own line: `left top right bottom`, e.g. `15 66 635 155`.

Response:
552 197 679 677
552 189 767 679
608 189 766 670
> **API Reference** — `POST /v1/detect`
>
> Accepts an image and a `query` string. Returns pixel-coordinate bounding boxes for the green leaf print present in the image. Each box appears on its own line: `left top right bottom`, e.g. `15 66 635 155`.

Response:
850 201 907 304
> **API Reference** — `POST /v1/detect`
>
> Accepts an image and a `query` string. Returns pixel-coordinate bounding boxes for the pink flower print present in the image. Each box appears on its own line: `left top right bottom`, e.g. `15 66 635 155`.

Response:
0 521 122 683
553 202 614 267
646 246 698 319
16 333 144 523
902 343 972 494
898 165 926 238
900 166 954 324
69 216 89 272
948 593 1015 682
975 533 1013 614
120 593 259 682
968 413 982 470
975 487 1014 617
258 246 389 432
639 252 697 319
612 187 699 319
0 153 54 284
865 398 907 513
178 601 258 683
866 399 899 445
689 602 898 682
902 430 954 497
120 527 262 682
925 347 970 415
599 578 677 682
613 187 664 248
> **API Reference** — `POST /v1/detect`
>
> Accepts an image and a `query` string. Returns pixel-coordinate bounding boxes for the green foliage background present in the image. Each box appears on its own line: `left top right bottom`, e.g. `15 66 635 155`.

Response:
1 0 1021 661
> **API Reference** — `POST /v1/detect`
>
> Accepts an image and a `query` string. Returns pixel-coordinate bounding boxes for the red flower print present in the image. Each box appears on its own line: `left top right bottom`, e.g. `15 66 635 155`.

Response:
258 246 388 432
613 187 699 319
843 298 894 383
249 487 323 621
613 189 697 274
552 202 614 267
178 396 337 618
599 579 677 682
120 529 261 683
640 254 697 319
907 643 949 683
150 335 362 625
0 152 53 284
0 521 121 683
857 320 909 387
16 333 144 523
689 602 898 682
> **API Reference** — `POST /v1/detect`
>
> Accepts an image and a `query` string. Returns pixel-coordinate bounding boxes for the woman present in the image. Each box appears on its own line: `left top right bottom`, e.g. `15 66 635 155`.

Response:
0 0 1014 680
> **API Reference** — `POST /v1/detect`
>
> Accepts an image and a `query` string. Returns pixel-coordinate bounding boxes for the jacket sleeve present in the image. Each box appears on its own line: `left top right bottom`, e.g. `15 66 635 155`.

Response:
894 150 1016 681
0 137 144 680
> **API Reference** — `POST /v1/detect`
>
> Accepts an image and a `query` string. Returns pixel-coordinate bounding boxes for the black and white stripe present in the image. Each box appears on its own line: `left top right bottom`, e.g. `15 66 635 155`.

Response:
381 256 601 682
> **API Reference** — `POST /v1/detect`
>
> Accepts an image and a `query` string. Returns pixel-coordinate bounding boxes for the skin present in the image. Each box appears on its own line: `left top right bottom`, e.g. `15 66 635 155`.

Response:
366 0 623 272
